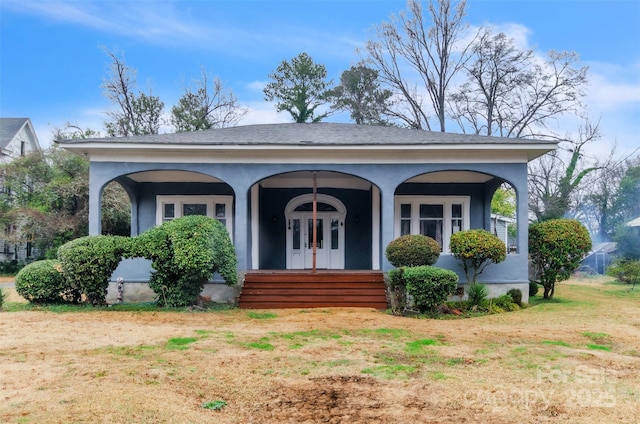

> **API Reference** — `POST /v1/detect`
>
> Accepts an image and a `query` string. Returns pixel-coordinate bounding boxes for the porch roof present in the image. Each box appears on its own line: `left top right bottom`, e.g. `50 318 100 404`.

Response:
57 122 557 162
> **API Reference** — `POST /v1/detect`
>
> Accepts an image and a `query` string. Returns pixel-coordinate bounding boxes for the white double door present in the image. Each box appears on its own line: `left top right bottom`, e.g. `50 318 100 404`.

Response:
287 212 345 269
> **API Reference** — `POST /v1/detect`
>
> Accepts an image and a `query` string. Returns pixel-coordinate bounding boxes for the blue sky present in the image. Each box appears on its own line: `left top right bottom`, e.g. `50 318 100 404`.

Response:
1 0 638 159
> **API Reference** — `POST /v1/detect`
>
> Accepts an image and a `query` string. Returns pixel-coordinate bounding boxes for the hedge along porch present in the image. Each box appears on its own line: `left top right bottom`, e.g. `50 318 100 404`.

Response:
57 123 556 305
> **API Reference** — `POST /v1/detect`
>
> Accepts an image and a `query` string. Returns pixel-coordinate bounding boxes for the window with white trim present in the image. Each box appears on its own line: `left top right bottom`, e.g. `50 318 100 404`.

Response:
395 196 470 253
156 196 233 240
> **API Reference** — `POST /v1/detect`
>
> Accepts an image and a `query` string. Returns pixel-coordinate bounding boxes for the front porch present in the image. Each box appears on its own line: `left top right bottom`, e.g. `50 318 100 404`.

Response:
238 270 388 309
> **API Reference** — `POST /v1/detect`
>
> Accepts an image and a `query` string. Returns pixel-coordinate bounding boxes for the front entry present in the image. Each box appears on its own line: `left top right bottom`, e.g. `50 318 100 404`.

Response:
286 194 346 270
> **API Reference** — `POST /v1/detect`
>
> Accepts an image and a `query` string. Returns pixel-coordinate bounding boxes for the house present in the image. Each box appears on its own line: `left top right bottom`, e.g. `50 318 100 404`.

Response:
627 216 640 227
0 118 41 164
581 242 617 274
57 123 556 306
0 118 42 262
490 214 516 253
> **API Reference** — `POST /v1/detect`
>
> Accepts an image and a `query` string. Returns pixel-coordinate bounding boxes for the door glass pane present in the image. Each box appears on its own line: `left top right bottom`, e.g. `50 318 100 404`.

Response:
307 218 323 249
295 202 337 212
292 219 300 250
183 203 207 216
331 219 339 250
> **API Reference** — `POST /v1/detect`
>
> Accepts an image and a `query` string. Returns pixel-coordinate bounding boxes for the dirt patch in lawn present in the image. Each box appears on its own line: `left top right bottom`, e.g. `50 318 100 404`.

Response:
1 276 639 423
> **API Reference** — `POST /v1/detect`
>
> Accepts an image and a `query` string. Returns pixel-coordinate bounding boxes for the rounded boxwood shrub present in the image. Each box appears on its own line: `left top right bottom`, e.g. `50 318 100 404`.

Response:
449 229 506 284
403 265 458 315
507 288 523 306
58 235 129 306
130 215 237 307
529 219 591 299
529 281 539 297
15 259 67 304
385 234 441 268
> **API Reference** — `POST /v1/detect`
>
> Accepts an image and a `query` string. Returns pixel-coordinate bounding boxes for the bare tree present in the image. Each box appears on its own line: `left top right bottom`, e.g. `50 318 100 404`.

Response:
172 68 247 132
364 0 473 130
528 118 602 222
101 47 165 137
450 29 588 138
449 29 533 136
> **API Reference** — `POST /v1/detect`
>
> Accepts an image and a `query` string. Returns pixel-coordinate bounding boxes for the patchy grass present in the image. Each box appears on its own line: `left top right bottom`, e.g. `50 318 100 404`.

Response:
246 311 278 319
202 400 227 411
166 337 198 350
1 276 639 423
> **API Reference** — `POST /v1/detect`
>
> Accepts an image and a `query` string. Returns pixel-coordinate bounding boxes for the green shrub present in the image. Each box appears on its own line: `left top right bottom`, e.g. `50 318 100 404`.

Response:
449 229 506 284
467 283 488 307
58 236 129 306
507 288 523 306
607 259 640 289
529 219 591 299
403 266 458 315
489 294 520 313
130 215 237 307
529 281 539 297
14 260 68 304
385 234 441 268
0 260 21 275
0 288 5 310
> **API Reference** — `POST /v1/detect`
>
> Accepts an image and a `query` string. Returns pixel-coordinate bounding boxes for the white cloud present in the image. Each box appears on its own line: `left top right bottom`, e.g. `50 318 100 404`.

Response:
239 102 292 126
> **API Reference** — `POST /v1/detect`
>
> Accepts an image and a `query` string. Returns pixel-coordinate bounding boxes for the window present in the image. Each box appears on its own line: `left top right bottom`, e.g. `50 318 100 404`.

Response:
156 196 233 239
395 196 470 253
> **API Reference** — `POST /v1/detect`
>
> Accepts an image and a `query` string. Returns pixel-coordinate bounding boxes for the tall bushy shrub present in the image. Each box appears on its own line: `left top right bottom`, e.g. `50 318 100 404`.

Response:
529 219 591 299
130 215 237 307
449 229 506 284
385 235 441 313
15 259 69 304
403 266 458 315
58 235 129 305
385 234 441 267
607 259 640 289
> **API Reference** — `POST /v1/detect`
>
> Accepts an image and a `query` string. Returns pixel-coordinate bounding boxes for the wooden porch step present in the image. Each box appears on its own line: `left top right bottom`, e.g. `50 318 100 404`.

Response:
238 271 388 309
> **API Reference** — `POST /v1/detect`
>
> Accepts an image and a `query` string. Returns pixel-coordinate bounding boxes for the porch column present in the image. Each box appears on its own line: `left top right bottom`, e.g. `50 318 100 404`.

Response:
233 185 250 271
88 166 103 236
371 177 398 273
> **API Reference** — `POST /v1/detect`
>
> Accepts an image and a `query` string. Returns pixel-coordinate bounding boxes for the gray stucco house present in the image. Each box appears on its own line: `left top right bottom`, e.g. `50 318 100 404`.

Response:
58 123 555 306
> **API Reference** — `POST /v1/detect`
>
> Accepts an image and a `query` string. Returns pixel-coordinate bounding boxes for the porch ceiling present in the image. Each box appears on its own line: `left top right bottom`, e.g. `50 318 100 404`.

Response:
260 171 372 190
126 170 222 183
406 171 494 183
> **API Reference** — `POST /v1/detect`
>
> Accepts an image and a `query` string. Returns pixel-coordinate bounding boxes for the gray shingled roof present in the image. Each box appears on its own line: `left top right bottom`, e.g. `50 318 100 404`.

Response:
0 117 29 149
56 122 552 146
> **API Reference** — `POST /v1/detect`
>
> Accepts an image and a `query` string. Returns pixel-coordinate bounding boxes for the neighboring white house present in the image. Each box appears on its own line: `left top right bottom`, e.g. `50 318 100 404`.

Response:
490 214 516 253
627 216 640 227
0 118 41 163
1 118 42 262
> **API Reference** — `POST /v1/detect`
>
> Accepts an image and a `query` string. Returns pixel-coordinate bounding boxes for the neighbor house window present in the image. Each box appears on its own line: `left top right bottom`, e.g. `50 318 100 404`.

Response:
394 196 470 253
156 196 233 239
